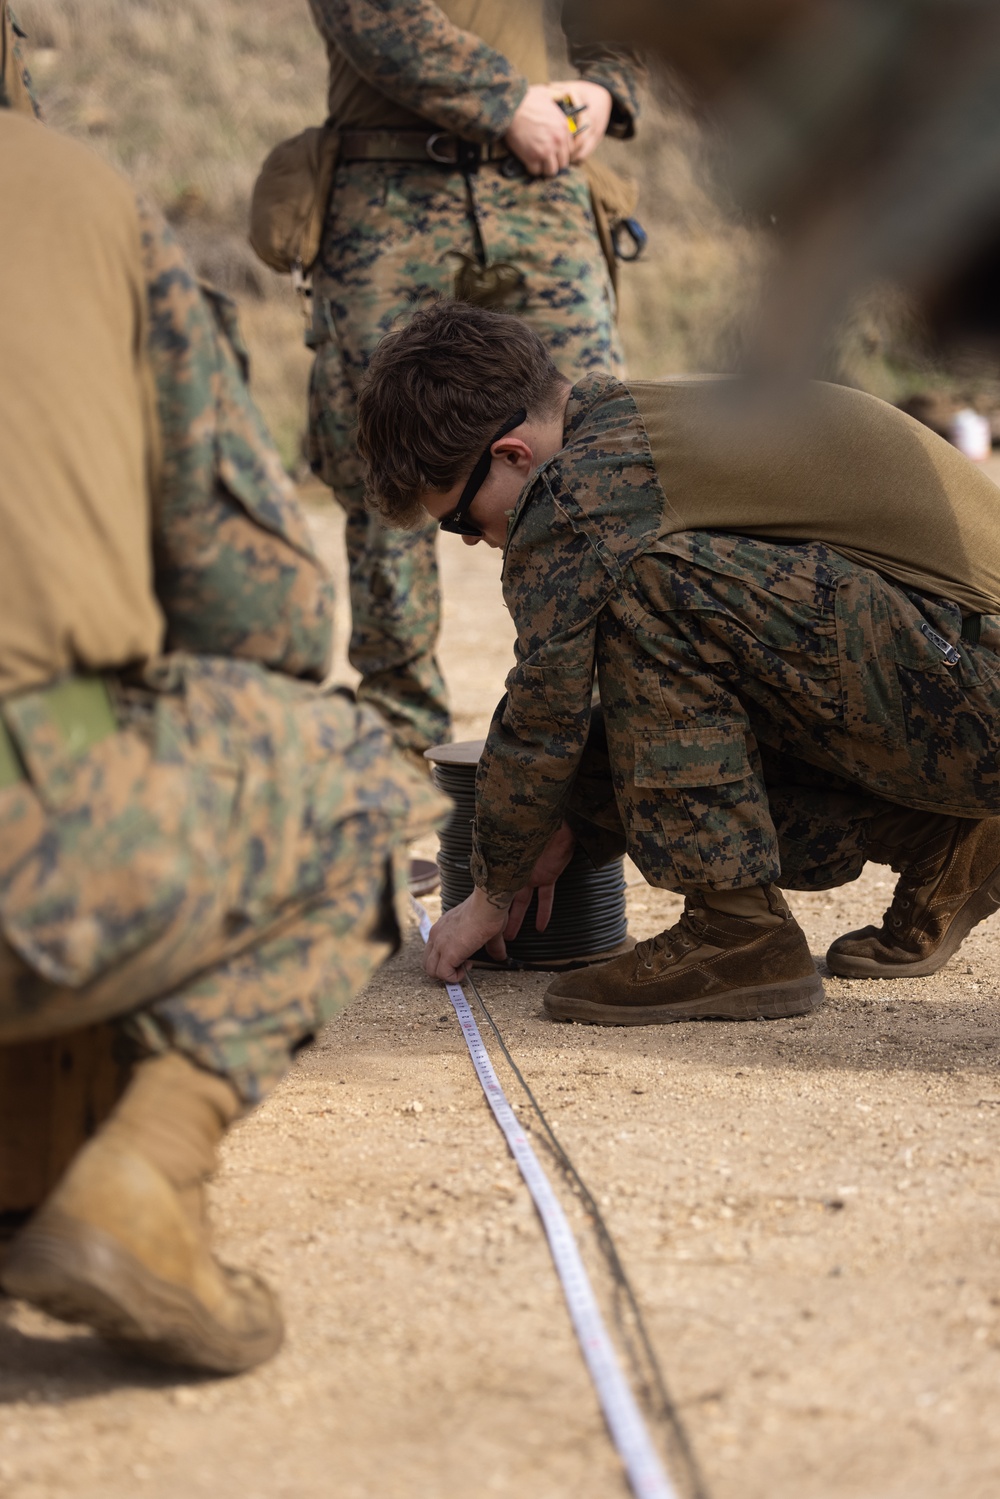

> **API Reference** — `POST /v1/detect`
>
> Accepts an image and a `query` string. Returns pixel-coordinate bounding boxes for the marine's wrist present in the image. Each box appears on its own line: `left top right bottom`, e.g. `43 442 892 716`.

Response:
472 883 516 913
490 76 529 140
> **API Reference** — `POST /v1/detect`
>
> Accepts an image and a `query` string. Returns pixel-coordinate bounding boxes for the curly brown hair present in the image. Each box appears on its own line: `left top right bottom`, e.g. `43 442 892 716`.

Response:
357 302 566 527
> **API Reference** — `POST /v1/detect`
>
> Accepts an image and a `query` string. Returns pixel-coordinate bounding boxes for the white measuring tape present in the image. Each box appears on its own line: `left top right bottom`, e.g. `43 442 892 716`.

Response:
414 904 678 1499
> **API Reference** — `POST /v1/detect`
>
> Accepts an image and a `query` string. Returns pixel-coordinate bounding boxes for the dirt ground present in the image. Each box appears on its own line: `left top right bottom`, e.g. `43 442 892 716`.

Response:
5 477 1000 1499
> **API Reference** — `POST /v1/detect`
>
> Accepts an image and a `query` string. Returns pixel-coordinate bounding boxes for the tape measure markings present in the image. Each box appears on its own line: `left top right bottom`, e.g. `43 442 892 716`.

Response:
414 903 678 1499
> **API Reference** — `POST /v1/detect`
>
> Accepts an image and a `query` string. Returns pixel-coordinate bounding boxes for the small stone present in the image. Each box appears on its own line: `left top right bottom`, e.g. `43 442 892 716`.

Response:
402 1100 424 1115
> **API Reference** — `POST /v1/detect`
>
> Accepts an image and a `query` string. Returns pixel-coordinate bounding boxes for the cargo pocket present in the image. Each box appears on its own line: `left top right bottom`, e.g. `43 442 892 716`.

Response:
626 721 771 889
503 665 552 743
503 654 592 742
634 722 751 788
0 732 214 989
835 569 978 752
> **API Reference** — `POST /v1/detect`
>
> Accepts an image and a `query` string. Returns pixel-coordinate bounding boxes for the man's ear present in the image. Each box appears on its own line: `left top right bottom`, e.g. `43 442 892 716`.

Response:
491 435 535 473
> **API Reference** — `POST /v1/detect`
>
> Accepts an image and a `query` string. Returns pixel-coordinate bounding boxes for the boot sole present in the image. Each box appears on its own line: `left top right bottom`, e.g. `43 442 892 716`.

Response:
1 1210 282 1374
543 973 824 1025
827 859 1000 978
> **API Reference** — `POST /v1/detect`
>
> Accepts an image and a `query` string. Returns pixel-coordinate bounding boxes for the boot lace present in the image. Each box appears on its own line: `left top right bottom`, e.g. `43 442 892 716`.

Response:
882 865 934 936
635 909 708 970
873 827 954 935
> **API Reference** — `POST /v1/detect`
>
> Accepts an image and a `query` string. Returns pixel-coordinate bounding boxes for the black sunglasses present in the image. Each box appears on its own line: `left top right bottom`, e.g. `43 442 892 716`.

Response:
438 408 528 536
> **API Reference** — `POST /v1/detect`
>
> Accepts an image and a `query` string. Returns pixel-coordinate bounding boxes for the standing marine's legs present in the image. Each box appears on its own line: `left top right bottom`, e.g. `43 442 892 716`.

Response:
307 163 466 756
307 161 623 756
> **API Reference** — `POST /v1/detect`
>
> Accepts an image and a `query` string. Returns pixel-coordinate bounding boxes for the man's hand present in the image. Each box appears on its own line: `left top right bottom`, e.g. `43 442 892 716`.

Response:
503 821 576 942
504 84 574 177
547 80 614 165
424 886 512 983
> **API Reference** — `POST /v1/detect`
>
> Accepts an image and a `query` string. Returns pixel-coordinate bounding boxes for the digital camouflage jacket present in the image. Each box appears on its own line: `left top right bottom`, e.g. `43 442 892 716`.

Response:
472 374 660 894
308 0 641 140
470 374 1000 898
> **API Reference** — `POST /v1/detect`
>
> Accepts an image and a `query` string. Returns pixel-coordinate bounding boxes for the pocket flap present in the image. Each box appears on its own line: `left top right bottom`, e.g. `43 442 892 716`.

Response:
635 723 750 789
0 735 197 988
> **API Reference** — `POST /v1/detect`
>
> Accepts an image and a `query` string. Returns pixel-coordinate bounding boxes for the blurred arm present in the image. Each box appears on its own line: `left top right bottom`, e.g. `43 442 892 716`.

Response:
138 201 334 680
562 6 645 139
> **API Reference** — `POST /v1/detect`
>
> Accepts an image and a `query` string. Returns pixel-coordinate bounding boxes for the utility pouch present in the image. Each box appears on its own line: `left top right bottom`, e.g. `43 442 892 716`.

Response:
583 158 646 294
451 253 527 310
249 123 341 276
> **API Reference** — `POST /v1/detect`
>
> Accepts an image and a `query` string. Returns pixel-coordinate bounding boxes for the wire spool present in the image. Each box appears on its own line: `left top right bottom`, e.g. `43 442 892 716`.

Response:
424 740 631 970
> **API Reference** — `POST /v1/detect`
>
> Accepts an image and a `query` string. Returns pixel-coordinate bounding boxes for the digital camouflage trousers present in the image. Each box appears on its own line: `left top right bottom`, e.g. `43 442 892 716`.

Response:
571 532 1000 894
308 159 622 756
0 656 446 1103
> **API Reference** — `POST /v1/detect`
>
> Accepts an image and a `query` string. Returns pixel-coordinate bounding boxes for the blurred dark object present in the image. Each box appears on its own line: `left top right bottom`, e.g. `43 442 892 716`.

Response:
407 857 440 897
0 1024 132 1225
568 0 1000 368
898 391 955 441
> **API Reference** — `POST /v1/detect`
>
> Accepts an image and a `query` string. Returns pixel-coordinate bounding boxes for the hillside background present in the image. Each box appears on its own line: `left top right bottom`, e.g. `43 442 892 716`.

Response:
14 0 978 469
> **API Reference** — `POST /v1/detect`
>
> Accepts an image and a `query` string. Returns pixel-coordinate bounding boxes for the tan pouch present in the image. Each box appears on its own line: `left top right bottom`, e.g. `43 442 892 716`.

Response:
583 158 640 296
249 124 341 275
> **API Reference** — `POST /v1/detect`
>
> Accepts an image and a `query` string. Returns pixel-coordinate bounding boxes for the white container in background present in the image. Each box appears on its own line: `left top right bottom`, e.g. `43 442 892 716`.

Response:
948 407 993 461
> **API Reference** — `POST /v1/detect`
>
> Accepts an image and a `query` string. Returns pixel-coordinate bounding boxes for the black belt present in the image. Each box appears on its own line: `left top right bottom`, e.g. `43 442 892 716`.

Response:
961 613 983 645
339 128 512 170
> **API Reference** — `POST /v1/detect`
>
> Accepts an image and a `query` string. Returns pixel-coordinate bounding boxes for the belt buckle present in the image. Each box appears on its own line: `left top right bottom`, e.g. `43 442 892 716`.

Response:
426 133 481 171
426 132 459 166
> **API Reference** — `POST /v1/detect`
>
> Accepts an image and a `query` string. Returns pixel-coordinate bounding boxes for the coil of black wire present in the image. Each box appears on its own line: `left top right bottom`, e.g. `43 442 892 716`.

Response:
429 748 628 967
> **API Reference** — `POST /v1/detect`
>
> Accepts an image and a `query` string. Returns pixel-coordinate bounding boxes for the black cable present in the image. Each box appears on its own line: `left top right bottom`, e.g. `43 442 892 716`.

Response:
463 967 712 1499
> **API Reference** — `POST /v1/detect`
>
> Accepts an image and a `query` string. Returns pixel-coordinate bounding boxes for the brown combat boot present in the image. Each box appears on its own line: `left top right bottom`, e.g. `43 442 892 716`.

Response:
543 885 823 1024
1 1052 283 1373
827 812 1000 978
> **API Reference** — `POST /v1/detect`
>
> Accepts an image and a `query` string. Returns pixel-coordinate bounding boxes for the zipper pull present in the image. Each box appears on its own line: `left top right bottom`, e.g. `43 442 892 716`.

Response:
919 620 960 666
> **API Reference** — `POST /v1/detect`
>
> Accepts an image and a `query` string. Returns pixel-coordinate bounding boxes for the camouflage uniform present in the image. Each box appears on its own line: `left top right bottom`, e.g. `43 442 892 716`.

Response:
306 0 642 754
0 127 445 1105
0 2 39 118
471 374 1000 901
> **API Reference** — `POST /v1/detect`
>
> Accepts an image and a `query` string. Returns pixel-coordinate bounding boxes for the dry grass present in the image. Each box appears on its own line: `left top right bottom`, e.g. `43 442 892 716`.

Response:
19 0 326 223
16 0 974 465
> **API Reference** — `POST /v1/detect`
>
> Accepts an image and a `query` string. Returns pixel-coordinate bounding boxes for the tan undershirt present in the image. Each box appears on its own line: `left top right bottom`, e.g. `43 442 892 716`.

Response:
0 113 163 696
629 378 1000 615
